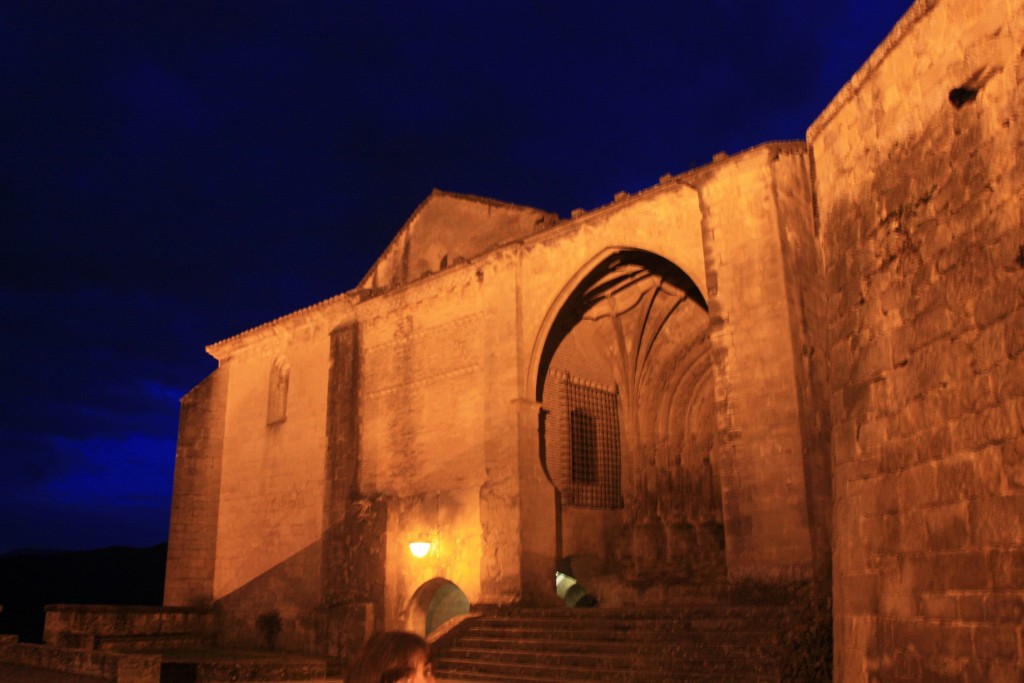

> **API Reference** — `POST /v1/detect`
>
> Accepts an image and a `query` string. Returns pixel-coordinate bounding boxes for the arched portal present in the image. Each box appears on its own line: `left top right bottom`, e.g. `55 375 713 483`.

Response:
406 578 470 637
536 250 725 596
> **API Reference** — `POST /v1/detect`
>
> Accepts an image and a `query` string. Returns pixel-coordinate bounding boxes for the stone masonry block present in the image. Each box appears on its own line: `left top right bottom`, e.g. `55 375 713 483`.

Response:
936 458 982 505
868 379 899 416
860 515 887 554
928 550 991 591
954 411 994 452
969 495 1024 547
915 425 953 464
917 592 958 621
973 444 1005 497
901 509 929 554
855 455 882 480
981 661 1024 683
988 549 1024 590
975 286 1017 329
973 624 1018 660
910 340 956 394
899 462 939 509
973 320 1008 373
990 402 1022 441
852 336 893 384
881 437 916 472
984 592 1024 624
958 593 986 622
932 621 975 659
1000 366 1024 399
875 474 900 515
913 305 955 351
925 503 970 551
892 324 913 368
1003 436 1024 489
844 572 880 614
856 417 888 458
1005 309 1024 359
948 374 997 419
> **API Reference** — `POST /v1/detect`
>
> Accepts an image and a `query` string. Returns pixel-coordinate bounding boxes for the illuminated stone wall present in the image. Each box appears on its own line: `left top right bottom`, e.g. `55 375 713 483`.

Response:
163 1 1022 671
695 145 827 581
198 297 352 651
811 0 1024 679
166 169 828 651
164 370 227 607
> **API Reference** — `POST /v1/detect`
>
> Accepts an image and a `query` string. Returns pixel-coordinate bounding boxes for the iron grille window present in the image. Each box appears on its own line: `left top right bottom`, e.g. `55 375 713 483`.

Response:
564 377 622 509
569 409 598 484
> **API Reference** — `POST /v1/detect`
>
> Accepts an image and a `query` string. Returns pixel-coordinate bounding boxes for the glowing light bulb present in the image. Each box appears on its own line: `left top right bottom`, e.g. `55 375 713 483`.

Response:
409 541 431 558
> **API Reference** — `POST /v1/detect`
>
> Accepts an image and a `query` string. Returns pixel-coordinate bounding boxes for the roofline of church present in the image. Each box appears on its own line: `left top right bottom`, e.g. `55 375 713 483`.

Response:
808 0 933 141
204 290 357 360
354 188 559 290
202 140 808 359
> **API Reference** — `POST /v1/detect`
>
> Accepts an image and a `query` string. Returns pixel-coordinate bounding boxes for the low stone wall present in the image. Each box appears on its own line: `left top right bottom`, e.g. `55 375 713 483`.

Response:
0 640 160 683
45 604 214 651
193 659 327 682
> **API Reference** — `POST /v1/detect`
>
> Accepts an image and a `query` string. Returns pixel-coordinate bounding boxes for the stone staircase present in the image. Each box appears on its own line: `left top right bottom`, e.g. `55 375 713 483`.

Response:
431 590 798 682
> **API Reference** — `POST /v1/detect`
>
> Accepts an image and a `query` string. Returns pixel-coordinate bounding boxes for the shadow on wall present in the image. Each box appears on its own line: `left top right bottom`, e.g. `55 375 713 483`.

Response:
822 54 1024 682
214 540 325 653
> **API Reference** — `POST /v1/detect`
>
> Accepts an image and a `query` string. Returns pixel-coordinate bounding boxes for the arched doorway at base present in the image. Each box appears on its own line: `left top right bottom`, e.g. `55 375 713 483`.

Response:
407 578 470 637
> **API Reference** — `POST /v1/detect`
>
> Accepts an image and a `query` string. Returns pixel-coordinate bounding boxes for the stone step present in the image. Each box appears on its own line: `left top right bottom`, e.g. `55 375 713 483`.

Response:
442 646 771 669
463 625 780 643
451 637 777 659
435 671 777 683
431 601 794 683
500 603 790 617
434 656 780 682
468 616 779 632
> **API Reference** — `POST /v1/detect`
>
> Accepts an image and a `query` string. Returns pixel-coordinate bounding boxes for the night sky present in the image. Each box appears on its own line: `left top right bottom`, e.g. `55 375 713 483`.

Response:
1 1 912 553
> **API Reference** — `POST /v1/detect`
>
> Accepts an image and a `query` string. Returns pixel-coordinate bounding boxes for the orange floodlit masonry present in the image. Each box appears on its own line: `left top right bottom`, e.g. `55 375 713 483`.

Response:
43 1 1024 680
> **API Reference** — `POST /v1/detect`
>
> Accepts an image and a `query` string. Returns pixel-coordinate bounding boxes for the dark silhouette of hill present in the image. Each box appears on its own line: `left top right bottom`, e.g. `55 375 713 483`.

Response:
0 543 166 644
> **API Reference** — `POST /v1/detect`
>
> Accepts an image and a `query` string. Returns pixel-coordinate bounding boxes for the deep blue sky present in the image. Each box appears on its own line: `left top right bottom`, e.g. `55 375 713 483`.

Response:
1 1 913 553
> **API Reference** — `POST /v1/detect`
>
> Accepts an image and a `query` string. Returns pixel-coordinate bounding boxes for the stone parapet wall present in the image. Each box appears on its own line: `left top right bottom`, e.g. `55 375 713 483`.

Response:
811 0 1024 679
44 604 213 650
0 640 159 683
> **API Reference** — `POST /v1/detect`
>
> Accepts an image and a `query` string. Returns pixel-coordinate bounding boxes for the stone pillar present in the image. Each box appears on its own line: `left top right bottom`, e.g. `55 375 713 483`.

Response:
322 322 387 664
479 256 525 604
164 366 229 607
517 399 560 605
695 144 816 581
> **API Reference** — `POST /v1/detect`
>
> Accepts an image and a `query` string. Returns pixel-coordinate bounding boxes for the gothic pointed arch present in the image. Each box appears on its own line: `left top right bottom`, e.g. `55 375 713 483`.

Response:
534 249 724 585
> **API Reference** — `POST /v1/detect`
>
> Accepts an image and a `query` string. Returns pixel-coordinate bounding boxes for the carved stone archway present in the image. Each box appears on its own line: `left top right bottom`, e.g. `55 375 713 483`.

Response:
537 250 724 598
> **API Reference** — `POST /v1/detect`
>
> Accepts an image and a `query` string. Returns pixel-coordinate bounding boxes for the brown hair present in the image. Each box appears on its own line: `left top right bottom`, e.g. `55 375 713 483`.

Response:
347 631 430 683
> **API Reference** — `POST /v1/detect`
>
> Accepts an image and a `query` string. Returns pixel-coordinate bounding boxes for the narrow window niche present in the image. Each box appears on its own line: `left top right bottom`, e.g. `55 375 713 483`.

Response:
267 356 290 425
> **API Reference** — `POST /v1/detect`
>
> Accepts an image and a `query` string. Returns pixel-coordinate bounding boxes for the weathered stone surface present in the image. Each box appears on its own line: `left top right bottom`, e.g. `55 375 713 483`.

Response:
148 1 1024 681
812 0 1024 678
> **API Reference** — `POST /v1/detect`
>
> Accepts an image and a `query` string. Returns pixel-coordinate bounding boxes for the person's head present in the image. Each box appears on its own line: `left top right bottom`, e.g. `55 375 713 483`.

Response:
347 631 434 683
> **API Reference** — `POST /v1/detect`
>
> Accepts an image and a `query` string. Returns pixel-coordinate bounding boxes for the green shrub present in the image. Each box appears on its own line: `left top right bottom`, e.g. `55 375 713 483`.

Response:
256 609 282 650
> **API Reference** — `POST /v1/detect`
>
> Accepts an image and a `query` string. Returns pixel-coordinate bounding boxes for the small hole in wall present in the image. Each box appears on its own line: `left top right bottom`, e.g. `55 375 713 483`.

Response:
1016 244 1024 269
948 87 977 108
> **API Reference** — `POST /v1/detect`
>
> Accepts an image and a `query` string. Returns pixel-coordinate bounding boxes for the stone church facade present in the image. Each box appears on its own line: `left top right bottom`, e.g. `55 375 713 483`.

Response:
161 0 1023 679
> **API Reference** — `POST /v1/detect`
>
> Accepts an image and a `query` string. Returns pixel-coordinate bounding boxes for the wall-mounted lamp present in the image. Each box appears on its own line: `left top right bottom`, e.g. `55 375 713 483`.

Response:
409 541 432 558
409 491 441 560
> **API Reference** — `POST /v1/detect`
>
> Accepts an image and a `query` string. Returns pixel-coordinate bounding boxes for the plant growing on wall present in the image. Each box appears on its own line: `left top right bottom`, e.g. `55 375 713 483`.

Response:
256 610 282 650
